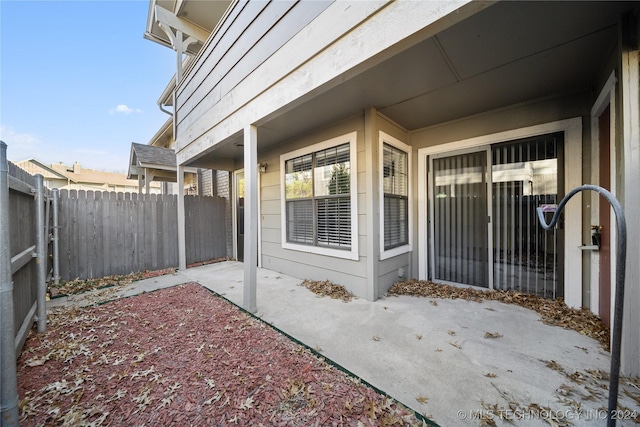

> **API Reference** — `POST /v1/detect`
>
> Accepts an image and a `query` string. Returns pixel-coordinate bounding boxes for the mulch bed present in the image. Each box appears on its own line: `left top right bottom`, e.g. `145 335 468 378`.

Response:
388 279 610 350
18 283 428 426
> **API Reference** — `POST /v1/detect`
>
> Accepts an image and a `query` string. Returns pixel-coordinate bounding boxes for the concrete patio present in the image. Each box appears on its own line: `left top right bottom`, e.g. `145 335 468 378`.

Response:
49 261 638 426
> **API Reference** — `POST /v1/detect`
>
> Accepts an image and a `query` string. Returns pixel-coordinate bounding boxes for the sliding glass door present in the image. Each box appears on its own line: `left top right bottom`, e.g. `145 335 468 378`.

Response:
431 150 490 288
491 134 563 298
429 133 564 298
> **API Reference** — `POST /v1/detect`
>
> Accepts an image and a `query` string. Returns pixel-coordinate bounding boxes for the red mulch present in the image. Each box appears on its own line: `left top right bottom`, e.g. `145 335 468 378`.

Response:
18 283 426 426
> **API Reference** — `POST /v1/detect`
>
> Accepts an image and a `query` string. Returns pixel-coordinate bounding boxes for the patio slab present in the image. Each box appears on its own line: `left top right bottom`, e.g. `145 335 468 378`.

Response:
48 261 637 426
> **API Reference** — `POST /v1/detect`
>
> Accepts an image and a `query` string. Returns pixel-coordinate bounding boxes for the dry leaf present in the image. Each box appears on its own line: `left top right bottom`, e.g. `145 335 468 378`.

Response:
388 279 610 349
299 279 355 302
484 332 503 339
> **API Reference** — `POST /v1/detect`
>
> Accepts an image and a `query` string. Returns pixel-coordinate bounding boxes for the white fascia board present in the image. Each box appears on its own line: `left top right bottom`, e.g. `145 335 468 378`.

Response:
145 0 158 38
138 162 198 174
155 5 210 44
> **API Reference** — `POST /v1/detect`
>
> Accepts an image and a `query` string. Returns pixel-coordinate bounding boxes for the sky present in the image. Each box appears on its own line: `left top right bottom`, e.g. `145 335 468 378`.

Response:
0 0 176 173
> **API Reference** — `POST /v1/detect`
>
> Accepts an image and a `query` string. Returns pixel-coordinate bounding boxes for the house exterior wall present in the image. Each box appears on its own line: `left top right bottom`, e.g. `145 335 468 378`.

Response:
175 0 333 150
410 92 590 308
174 0 476 164
258 114 370 298
373 113 411 297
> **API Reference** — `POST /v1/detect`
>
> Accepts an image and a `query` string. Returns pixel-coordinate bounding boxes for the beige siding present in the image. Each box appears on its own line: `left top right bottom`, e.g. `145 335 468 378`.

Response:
176 1 333 139
374 113 411 295
258 115 370 297
410 93 589 150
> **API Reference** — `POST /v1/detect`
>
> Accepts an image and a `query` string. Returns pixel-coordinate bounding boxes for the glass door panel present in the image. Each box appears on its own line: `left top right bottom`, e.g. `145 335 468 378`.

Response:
432 151 489 288
491 133 563 298
236 172 245 262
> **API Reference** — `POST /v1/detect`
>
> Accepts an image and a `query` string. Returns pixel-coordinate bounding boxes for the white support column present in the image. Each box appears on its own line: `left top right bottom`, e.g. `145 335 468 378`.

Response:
364 108 379 301
620 19 640 376
177 165 187 270
138 174 143 195
243 125 258 313
145 168 151 194
175 30 184 82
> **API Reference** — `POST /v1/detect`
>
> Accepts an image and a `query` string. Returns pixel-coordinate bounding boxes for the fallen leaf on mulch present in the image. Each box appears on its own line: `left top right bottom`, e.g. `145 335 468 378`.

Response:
388 279 610 350
300 279 356 302
18 283 429 426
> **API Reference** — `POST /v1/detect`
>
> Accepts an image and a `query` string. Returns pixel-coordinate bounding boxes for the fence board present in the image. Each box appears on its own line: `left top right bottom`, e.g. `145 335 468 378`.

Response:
7 162 44 354
93 192 104 278
78 190 88 280
58 190 69 280
55 191 226 281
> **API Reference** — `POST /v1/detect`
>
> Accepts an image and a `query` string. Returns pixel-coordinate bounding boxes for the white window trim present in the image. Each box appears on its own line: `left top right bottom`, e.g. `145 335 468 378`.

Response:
417 117 583 308
280 132 359 260
379 132 412 260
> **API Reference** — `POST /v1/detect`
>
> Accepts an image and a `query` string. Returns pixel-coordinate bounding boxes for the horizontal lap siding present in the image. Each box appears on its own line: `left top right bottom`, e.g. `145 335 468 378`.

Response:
258 118 369 297
176 1 333 137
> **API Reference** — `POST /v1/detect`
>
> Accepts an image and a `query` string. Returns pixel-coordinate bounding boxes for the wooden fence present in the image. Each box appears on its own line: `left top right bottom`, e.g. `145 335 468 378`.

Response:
6 161 47 351
57 190 227 281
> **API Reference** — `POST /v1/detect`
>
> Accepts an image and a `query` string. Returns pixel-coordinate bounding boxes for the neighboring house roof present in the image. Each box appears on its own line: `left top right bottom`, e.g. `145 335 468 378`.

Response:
15 159 153 190
131 142 176 168
128 142 197 182
14 158 77 183
51 163 142 188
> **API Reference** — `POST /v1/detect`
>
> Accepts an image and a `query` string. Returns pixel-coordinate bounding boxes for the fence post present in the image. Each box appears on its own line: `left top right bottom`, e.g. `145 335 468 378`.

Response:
0 141 20 426
34 174 47 333
52 189 60 286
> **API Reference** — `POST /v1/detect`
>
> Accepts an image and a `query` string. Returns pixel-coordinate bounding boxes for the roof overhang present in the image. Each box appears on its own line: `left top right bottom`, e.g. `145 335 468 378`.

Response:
183 1 636 168
144 0 232 55
149 117 174 149
128 142 197 182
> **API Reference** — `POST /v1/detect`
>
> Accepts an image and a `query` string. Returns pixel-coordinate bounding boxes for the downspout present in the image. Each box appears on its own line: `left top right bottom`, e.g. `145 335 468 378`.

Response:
0 141 20 426
158 102 172 116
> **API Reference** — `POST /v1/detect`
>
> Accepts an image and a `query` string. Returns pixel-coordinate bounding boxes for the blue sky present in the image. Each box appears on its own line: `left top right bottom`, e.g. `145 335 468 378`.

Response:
0 0 176 172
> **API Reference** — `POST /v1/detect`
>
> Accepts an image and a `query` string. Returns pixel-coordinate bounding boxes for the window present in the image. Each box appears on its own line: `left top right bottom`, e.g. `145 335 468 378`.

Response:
281 133 358 259
380 133 411 258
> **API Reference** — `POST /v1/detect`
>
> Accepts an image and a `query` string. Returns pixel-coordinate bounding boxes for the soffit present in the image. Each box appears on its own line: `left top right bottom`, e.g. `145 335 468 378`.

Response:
186 1 635 166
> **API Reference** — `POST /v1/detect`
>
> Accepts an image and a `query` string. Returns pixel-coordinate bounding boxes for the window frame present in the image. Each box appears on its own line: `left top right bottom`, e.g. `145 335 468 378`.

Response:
280 132 359 260
379 132 412 260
